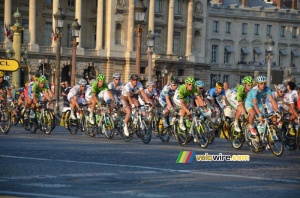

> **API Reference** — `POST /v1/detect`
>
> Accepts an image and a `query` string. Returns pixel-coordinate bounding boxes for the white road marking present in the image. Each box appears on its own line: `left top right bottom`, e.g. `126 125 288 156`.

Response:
0 155 299 184
0 191 79 198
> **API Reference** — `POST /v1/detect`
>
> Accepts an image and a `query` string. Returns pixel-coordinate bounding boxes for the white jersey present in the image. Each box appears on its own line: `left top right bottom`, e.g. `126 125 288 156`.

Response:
67 85 86 101
283 90 298 104
121 82 143 97
108 82 124 95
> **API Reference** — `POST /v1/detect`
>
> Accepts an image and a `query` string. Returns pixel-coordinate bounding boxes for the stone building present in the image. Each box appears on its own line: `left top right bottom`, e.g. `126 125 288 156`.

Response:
0 0 299 89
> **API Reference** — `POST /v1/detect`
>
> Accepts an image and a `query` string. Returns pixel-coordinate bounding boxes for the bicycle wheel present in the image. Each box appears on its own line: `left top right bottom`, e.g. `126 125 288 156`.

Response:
0 110 12 134
267 125 284 157
123 119 134 142
103 114 115 139
140 119 152 144
244 124 260 153
29 116 38 133
42 111 54 135
194 121 209 148
67 112 79 135
229 122 245 149
174 122 188 146
206 120 216 144
281 124 297 151
157 117 170 143
221 119 231 141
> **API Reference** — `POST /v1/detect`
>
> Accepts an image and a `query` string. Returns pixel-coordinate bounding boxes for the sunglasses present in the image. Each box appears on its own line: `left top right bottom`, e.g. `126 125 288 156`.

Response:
197 87 204 89
171 84 178 87
246 84 252 86
80 85 85 87
114 78 120 80
278 90 284 93
132 79 138 81
259 82 266 85
187 84 193 86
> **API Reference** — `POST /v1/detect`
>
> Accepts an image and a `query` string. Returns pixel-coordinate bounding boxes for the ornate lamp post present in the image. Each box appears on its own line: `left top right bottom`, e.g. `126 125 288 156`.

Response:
134 0 147 75
147 30 155 81
11 8 24 88
265 35 274 86
70 19 81 87
53 5 66 120
6 48 14 58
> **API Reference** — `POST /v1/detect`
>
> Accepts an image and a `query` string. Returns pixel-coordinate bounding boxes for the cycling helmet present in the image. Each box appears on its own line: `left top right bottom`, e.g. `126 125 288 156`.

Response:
38 75 47 83
276 84 286 92
256 75 267 83
185 77 195 84
0 71 4 77
195 80 205 87
78 79 87 85
112 73 121 79
146 81 154 87
129 74 139 80
97 74 106 82
90 79 96 85
170 76 179 84
242 76 253 85
216 82 224 88
32 75 39 81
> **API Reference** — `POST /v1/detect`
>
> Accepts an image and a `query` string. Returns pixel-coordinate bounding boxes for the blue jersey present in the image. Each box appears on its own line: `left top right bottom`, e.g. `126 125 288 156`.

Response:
159 84 176 100
245 85 272 105
206 87 225 99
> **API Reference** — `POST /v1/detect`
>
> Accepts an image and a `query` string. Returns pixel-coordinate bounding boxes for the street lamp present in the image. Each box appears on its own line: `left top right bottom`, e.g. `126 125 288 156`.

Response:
134 0 147 75
53 5 66 122
6 48 14 58
147 30 155 81
70 18 81 87
265 35 274 86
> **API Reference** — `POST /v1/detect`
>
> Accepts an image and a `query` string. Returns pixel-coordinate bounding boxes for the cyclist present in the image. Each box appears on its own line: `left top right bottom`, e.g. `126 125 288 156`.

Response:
30 75 54 114
282 81 299 135
67 79 87 120
158 76 179 127
0 71 12 100
204 81 230 124
139 81 158 107
297 84 300 112
229 76 254 132
265 84 286 115
107 73 123 110
173 77 204 131
86 74 116 124
244 75 279 139
120 74 150 136
194 80 207 107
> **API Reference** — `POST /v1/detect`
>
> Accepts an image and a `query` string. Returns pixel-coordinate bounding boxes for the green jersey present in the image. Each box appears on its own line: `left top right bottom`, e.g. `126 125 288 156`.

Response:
178 84 199 99
235 85 247 102
32 82 49 94
91 81 109 95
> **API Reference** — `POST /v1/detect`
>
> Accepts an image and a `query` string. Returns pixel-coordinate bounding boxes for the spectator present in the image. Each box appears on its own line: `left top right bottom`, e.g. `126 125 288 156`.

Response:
61 81 71 107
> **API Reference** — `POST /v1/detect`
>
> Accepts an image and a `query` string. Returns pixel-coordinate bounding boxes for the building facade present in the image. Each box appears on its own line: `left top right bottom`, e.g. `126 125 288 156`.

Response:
0 0 299 89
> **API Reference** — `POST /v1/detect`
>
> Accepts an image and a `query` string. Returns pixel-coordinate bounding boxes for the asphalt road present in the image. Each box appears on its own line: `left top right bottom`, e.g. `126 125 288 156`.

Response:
0 125 299 198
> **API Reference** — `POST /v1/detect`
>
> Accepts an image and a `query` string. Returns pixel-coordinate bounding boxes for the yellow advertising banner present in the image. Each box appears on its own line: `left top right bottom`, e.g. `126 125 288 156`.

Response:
0 59 19 71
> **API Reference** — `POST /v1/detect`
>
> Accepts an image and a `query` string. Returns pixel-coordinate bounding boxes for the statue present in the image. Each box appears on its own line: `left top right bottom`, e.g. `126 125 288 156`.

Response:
282 67 295 85
194 1 203 15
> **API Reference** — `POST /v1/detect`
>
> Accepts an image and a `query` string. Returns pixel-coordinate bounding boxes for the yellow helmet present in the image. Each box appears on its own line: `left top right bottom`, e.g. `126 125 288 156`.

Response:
33 75 38 81
216 82 224 89
0 71 5 77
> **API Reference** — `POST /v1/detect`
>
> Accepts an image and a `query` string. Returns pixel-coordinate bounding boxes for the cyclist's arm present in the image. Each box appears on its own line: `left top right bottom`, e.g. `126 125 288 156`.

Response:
195 95 204 107
127 91 134 106
140 89 149 104
252 97 262 116
180 98 189 113
42 89 52 102
268 94 278 113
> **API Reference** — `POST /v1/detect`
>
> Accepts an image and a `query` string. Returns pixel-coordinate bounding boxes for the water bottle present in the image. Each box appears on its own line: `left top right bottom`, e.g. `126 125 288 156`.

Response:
257 122 265 137
295 124 299 131
30 110 35 119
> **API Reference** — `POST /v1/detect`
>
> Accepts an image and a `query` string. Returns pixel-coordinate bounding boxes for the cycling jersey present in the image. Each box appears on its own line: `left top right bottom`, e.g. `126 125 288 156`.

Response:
121 81 143 97
91 81 109 95
206 87 225 99
108 81 124 96
245 85 271 112
67 85 86 101
283 90 298 104
159 84 176 100
265 91 285 113
228 85 247 109
173 84 198 107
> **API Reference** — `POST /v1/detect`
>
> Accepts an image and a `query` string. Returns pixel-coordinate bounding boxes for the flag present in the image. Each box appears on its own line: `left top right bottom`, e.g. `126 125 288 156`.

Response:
4 23 13 41
51 29 57 42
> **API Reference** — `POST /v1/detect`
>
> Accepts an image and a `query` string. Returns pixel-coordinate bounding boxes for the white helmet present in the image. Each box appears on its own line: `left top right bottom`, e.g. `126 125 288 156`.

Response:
256 75 267 83
146 81 154 87
89 79 96 85
78 79 87 85
112 73 121 79
276 84 286 92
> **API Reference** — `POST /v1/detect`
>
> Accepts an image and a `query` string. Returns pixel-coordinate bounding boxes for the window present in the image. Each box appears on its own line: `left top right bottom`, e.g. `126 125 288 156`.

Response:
240 48 249 62
68 0 75 6
225 22 231 34
93 26 96 49
280 26 286 38
242 23 247 35
266 25 272 36
117 0 124 5
194 30 201 52
155 0 162 13
211 45 218 64
224 46 232 64
253 48 262 62
115 23 122 45
178 69 184 76
292 27 297 39
174 0 181 15
154 30 162 54
22 19 29 44
223 75 229 83
213 21 219 33
254 24 259 36
66 24 72 47
173 31 181 55
0 18 4 42
44 0 52 4
44 22 52 46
